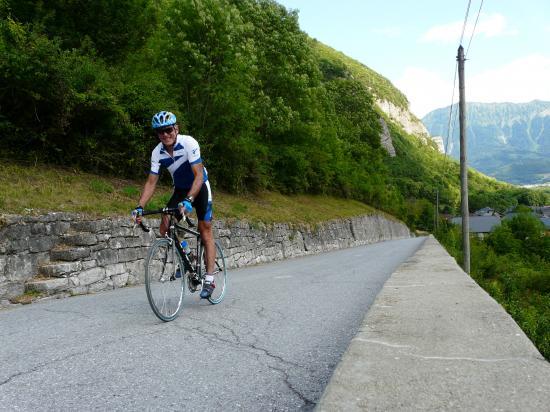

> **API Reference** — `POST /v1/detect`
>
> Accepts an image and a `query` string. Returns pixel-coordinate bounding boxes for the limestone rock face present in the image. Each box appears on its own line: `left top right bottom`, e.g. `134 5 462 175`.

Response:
379 118 396 157
376 99 429 140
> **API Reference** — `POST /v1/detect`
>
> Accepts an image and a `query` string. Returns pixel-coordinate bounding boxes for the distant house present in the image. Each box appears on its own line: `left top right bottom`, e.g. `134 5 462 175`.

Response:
474 207 498 216
531 206 550 218
503 211 550 232
450 215 501 238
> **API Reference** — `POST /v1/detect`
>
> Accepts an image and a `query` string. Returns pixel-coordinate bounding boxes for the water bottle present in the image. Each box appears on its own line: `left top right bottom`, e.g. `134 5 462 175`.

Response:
180 239 191 255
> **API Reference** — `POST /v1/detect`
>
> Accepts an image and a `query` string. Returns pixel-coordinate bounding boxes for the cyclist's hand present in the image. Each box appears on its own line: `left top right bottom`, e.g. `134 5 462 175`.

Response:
178 198 193 215
131 206 143 223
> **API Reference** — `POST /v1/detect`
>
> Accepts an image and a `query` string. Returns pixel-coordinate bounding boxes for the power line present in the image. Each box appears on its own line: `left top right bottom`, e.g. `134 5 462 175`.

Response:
445 0 475 158
459 0 472 45
444 62 458 157
466 0 484 56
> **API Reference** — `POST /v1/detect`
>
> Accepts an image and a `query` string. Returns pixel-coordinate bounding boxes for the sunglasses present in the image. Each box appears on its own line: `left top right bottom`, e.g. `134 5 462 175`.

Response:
156 126 174 136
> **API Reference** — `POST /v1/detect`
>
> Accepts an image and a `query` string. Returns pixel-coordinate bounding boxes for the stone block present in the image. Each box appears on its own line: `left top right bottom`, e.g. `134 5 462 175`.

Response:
30 252 50 268
31 223 47 235
104 263 125 277
6 254 35 282
26 278 69 294
111 227 137 237
40 261 82 278
70 286 88 296
6 237 30 254
81 260 97 270
112 272 129 288
49 221 71 236
50 247 90 261
108 237 142 249
90 243 108 252
126 274 140 286
118 247 146 263
77 267 106 286
0 255 6 276
29 236 55 253
3 223 31 240
96 234 111 242
88 279 113 293
63 233 98 246
70 220 112 233
37 212 75 223
68 276 80 287
125 260 145 283
94 249 118 266
0 281 25 300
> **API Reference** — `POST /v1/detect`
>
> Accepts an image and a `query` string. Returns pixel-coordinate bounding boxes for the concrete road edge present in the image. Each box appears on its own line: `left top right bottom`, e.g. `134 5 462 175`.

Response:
317 235 550 411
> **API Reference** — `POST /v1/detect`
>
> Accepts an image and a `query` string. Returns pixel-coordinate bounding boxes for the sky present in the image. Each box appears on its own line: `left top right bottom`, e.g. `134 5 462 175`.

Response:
276 0 550 118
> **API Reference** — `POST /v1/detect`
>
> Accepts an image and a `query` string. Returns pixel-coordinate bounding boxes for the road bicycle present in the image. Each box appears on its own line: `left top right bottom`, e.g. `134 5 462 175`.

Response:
136 207 227 322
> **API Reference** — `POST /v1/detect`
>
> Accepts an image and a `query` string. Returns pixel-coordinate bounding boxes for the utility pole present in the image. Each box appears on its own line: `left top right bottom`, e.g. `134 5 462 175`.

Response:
457 45 470 274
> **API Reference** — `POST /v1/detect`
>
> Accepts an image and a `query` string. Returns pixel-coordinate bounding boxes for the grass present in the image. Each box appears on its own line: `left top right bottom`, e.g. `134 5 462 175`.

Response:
0 161 378 225
10 290 43 305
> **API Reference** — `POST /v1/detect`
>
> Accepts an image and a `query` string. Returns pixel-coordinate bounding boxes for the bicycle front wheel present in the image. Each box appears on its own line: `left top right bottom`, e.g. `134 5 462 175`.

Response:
145 238 186 321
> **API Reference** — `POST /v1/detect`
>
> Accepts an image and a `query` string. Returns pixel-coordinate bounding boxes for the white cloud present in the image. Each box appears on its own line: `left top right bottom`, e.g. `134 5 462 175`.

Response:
421 13 517 44
394 68 453 118
395 54 550 118
468 54 550 103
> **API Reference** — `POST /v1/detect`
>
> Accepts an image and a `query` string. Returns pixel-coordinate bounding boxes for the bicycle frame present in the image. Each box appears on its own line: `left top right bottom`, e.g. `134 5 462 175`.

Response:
141 207 205 280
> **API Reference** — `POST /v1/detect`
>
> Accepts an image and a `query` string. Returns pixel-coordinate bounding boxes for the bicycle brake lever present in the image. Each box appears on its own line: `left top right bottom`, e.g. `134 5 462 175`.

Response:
139 221 151 232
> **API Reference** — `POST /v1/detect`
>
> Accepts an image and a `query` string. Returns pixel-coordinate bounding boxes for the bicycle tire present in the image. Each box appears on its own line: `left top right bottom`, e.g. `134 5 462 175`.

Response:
145 238 186 321
204 240 228 305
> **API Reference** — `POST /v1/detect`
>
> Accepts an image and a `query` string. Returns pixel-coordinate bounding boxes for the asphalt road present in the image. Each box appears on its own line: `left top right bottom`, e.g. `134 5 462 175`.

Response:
0 237 425 411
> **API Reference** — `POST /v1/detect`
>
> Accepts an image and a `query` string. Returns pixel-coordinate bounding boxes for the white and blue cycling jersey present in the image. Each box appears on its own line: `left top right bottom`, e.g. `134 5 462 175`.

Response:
150 134 208 190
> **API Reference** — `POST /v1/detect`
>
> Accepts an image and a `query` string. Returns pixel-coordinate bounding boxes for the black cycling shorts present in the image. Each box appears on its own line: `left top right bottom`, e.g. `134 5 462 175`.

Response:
167 182 213 222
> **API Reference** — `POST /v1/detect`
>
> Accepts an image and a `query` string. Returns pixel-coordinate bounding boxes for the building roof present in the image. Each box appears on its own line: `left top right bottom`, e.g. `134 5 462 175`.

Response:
450 216 501 233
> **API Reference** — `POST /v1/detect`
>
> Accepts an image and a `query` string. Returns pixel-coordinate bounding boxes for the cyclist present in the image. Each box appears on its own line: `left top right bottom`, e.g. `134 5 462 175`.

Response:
132 111 216 299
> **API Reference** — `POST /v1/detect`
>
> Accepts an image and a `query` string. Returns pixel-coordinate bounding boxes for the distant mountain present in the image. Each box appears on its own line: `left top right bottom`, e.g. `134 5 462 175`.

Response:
422 101 550 185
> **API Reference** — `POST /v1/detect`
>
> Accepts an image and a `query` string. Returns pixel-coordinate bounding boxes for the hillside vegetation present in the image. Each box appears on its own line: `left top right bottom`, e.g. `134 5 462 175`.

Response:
1 0 549 357
1 0 546 228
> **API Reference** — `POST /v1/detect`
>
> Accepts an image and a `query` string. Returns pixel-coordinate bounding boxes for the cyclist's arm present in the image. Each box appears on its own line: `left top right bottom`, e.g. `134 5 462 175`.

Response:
138 173 159 207
187 163 204 199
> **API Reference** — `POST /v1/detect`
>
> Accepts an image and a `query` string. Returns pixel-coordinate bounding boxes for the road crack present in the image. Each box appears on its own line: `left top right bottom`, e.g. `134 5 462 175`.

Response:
0 327 165 387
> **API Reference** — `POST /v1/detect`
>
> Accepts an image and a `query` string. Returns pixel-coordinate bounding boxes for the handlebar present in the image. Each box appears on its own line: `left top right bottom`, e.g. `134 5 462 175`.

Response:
134 207 195 232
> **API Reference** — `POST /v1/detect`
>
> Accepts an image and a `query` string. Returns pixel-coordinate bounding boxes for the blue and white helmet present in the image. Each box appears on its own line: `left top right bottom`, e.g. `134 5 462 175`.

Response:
151 111 177 129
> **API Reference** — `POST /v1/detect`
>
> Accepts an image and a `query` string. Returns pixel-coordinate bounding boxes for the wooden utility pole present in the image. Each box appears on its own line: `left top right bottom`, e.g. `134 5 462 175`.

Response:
457 45 470 274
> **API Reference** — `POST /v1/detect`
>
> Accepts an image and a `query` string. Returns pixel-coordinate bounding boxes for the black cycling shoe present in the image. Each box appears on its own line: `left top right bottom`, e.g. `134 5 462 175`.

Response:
200 281 215 299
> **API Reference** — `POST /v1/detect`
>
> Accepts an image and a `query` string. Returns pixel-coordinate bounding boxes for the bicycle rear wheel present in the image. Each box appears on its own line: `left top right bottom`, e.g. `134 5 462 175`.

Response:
145 238 186 321
203 240 228 304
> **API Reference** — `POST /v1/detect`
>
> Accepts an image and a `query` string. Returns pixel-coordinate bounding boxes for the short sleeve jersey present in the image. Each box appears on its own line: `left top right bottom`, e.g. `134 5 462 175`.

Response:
150 134 208 190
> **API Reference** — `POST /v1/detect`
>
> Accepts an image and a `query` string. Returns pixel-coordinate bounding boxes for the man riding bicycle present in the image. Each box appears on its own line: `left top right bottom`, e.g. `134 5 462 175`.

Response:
132 111 217 299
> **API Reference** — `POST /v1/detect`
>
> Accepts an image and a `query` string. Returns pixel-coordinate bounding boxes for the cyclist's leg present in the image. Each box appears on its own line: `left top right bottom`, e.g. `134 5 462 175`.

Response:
194 182 217 298
199 220 215 274
194 182 215 273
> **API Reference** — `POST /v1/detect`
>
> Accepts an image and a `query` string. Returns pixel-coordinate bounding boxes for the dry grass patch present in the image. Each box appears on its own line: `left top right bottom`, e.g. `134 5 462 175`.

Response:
1 161 381 225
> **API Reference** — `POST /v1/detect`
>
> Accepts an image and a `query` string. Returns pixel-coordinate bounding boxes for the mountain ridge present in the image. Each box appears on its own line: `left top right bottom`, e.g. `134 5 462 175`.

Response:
422 100 550 185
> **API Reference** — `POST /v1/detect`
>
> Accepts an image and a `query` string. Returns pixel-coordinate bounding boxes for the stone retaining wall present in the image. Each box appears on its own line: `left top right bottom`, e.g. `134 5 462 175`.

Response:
0 212 410 303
